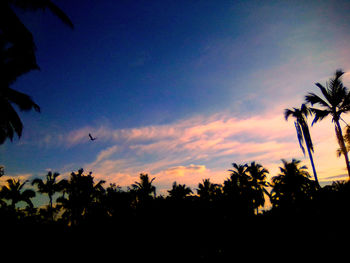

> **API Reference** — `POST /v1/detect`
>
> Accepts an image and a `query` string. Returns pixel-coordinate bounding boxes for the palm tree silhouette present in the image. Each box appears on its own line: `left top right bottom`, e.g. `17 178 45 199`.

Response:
305 69 350 179
247 161 269 213
56 169 105 226
0 0 73 144
197 178 221 201
168 182 193 200
270 159 316 210
284 104 319 186
0 0 73 79
131 173 157 199
227 163 251 193
0 178 35 209
32 171 63 218
0 37 40 144
224 163 256 215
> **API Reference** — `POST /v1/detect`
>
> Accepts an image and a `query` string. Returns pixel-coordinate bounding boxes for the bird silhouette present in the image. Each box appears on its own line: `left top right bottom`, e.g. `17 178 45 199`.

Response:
89 133 97 141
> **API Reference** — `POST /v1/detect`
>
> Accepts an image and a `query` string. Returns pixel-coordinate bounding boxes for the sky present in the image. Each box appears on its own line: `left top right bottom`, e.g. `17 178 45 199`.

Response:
2 0 350 196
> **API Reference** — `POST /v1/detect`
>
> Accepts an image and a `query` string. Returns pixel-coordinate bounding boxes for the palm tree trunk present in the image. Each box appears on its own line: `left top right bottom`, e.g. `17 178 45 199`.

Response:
49 194 53 210
300 124 320 186
49 194 54 221
306 143 319 187
335 120 350 179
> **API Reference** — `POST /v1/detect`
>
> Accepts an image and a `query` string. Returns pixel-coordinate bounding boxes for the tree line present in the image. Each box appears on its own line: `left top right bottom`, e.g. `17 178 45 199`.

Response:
0 159 349 259
0 158 348 226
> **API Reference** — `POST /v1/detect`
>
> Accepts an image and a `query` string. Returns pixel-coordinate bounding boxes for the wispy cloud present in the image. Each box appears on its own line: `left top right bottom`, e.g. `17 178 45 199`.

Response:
162 164 206 176
46 107 309 190
49 107 295 147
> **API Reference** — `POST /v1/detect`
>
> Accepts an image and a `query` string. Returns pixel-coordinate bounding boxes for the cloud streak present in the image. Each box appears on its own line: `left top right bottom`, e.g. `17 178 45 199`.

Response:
45 107 311 191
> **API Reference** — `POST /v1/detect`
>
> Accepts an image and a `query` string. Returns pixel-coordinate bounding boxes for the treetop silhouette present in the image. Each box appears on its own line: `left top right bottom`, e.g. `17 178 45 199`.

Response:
0 0 73 144
284 104 319 186
305 69 350 178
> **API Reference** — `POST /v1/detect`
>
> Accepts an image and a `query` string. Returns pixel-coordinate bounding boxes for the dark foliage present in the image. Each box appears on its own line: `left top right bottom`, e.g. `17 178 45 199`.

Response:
0 0 73 144
1 161 349 260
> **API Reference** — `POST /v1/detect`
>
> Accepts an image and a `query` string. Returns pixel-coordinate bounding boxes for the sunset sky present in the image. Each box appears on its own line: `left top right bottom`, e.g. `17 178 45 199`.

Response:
2 0 350 196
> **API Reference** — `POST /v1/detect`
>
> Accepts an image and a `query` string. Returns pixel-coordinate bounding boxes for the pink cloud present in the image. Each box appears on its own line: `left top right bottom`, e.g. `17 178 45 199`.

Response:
152 164 227 194
161 164 207 177
73 108 307 191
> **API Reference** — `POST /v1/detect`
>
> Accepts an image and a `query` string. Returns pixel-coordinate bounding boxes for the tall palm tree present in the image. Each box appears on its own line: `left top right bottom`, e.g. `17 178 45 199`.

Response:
56 169 105 226
32 171 62 210
284 104 319 186
247 161 269 213
0 0 73 144
0 178 35 209
305 69 350 179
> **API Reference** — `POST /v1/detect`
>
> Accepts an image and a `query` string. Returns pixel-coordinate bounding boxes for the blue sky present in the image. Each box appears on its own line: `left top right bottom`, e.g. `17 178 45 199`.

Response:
2 0 350 194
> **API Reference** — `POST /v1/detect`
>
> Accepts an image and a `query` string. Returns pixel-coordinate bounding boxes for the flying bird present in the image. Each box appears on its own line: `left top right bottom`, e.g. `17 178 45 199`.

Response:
89 133 97 141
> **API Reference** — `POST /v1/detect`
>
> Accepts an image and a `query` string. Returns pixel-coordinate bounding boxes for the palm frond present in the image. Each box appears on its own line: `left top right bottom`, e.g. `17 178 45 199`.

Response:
284 108 295 121
3 99 23 139
301 123 314 153
315 83 333 106
343 125 350 143
5 87 40 112
333 85 346 107
335 69 345 79
330 69 345 91
94 180 106 192
32 178 44 188
46 1 74 29
305 92 331 109
335 125 347 157
310 108 331 125
294 121 305 155
18 180 28 191
336 147 344 157
0 102 14 143
2 42 39 84
0 4 39 82
328 69 346 107
339 91 350 113
10 0 74 29
300 103 312 117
